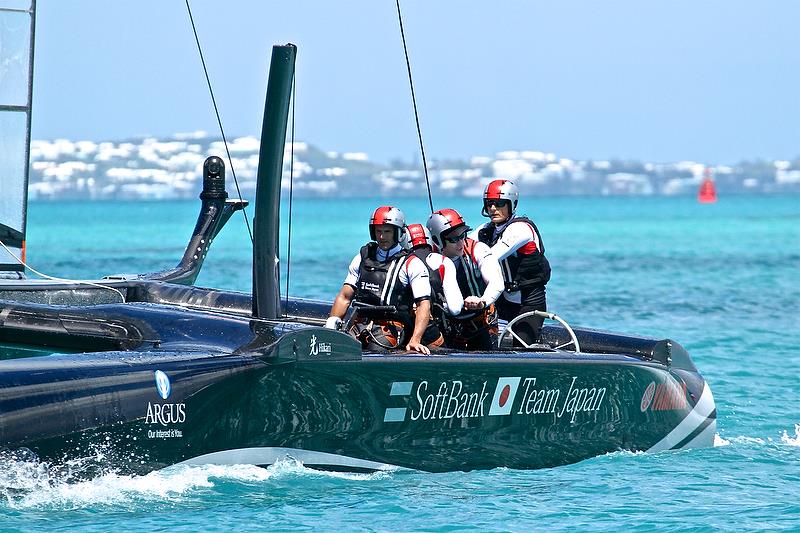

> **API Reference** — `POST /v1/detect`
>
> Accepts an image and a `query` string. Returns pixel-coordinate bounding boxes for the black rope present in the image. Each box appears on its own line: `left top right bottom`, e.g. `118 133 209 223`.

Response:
284 76 296 313
185 0 254 244
395 0 434 213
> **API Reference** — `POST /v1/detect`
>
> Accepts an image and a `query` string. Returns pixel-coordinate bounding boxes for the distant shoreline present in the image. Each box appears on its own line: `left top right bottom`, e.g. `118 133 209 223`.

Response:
29 136 800 201
27 191 800 203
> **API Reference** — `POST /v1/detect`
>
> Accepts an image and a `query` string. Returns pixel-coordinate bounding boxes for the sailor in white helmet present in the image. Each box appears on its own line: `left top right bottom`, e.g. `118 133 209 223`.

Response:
471 179 551 346
405 223 463 343
427 208 504 350
325 206 436 355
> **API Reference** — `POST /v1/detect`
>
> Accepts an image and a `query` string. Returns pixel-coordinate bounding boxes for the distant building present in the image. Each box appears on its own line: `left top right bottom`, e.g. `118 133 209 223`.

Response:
27 134 800 200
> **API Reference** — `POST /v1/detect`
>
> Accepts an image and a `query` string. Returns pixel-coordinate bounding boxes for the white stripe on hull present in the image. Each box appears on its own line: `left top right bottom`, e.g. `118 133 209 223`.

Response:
178 446 408 471
681 417 717 450
647 381 716 453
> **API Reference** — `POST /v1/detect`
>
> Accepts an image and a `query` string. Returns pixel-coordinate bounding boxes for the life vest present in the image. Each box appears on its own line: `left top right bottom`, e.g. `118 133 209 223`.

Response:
477 216 551 291
409 247 455 334
411 248 446 308
454 238 487 298
354 243 414 322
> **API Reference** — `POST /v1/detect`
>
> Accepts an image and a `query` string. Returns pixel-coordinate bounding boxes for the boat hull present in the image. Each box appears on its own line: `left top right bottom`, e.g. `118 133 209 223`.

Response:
0 336 715 473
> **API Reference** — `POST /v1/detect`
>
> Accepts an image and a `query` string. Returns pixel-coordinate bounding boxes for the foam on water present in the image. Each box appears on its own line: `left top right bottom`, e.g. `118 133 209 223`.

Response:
781 424 800 446
714 433 730 446
0 454 390 511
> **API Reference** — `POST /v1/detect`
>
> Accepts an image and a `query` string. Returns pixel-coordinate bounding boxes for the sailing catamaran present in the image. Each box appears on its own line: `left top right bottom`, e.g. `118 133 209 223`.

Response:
0 3 716 474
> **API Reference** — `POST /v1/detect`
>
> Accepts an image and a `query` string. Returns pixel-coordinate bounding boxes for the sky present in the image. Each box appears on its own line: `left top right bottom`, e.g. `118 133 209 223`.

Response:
30 0 800 165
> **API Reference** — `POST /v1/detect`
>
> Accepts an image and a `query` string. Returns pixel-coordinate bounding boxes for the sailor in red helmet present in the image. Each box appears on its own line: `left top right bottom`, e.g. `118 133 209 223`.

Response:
427 208 504 350
325 206 437 354
472 179 551 346
405 223 464 337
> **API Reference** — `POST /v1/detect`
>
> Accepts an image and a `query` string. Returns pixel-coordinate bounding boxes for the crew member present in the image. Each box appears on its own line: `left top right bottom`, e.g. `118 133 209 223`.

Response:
471 180 551 346
325 206 436 354
427 208 504 350
406 223 463 337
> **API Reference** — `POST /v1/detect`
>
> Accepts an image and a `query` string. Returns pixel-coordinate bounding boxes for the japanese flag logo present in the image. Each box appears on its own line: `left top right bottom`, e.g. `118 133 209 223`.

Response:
489 377 521 416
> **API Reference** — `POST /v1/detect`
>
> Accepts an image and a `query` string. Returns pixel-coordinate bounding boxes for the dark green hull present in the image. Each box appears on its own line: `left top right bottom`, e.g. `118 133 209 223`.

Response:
0 296 716 474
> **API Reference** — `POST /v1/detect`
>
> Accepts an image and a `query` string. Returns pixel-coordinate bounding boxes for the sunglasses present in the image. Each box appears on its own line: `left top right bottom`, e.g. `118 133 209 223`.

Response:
484 199 510 209
444 232 468 244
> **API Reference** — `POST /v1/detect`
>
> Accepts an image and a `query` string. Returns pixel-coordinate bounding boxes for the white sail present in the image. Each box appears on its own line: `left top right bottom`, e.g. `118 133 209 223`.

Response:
0 1 35 279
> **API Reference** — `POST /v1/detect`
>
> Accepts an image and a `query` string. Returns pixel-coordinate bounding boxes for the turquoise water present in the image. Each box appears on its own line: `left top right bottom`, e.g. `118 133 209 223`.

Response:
2 195 799 531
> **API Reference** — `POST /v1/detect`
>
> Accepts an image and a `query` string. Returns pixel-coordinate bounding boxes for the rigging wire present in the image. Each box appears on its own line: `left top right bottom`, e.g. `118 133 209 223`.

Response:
395 0 435 213
0 238 126 303
185 0 254 245
284 76 297 313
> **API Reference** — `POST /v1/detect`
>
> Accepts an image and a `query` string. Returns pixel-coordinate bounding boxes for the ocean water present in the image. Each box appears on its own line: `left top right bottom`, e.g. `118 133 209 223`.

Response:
2 195 799 531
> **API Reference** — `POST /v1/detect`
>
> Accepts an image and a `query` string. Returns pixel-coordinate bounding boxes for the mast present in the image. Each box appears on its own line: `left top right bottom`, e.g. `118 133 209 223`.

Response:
0 0 35 279
252 44 296 319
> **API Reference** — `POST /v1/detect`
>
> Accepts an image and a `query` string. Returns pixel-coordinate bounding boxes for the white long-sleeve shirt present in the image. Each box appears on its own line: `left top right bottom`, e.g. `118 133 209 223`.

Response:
470 219 541 304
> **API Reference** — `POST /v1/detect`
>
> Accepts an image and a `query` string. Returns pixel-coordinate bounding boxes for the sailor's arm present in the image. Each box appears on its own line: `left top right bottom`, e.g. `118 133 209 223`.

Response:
406 298 431 355
329 284 355 318
326 253 360 329
463 242 503 310
439 257 464 315
404 256 432 354
476 243 504 305
490 221 538 261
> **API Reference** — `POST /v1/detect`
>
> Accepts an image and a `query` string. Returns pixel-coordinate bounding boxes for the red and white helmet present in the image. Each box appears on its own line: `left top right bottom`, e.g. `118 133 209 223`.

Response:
426 208 468 248
369 205 407 244
406 223 434 250
482 179 519 217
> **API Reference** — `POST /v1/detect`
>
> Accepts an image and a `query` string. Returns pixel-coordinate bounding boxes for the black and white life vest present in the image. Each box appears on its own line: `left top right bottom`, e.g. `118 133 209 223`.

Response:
354 243 414 321
410 248 448 329
477 216 551 291
454 238 487 298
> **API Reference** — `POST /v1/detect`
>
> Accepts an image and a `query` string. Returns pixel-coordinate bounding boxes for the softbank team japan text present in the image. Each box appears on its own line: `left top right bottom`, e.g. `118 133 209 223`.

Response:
404 376 607 424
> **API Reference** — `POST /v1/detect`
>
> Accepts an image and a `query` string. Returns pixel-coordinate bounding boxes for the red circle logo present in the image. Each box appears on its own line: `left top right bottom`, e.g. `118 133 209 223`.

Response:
499 384 511 407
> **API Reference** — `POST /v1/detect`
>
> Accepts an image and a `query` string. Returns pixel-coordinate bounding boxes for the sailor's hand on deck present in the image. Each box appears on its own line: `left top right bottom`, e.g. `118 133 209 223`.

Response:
324 316 343 330
464 296 486 310
406 340 430 355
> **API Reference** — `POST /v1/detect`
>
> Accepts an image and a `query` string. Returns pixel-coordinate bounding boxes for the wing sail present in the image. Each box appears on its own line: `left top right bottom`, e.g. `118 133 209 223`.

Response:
0 1 35 278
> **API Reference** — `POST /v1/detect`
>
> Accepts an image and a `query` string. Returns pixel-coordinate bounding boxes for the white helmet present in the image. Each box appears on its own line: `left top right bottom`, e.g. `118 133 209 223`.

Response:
426 208 469 248
482 179 519 217
369 205 407 245
406 223 434 250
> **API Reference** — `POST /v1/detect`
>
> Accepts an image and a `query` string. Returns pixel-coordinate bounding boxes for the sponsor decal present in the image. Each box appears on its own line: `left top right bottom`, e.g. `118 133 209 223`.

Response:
409 380 489 421
517 377 606 423
384 376 606 424
309 334 332 357
145 402 186 426
641 380 687 412
650 381 688 411
360 281 380 293
154 370 171 400
488 377 521 416
147 429 183 439
384 381 413 422
145 370 186 436
641 382 656 412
